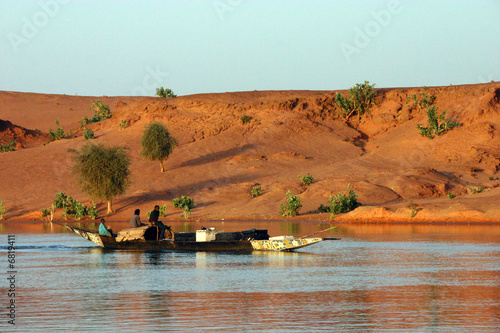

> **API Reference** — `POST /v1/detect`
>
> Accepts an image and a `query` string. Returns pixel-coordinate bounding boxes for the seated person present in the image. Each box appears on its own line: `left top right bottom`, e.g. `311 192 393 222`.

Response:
149 205 167 239
98 218 115 237
130 209 148 228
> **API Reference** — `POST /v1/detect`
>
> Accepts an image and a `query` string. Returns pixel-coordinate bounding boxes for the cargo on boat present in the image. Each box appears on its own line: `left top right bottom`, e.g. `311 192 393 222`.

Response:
54 221 340 252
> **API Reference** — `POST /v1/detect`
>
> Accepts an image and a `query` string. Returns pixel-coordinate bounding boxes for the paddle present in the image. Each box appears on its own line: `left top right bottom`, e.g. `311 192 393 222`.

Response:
300 225 338 239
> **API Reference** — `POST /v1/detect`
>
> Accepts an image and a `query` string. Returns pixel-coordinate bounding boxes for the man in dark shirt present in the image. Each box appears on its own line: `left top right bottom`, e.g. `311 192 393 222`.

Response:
149 205 166 239
149 205 160 224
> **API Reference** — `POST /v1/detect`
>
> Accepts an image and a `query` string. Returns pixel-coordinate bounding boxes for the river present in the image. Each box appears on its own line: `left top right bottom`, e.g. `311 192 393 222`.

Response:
0 221 498 332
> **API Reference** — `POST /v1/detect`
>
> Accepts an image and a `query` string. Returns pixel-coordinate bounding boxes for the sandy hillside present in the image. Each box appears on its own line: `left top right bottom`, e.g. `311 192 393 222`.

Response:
0 83 499 223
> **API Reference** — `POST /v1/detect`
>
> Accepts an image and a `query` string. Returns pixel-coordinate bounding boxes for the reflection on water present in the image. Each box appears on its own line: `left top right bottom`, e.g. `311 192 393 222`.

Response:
280 221 302 235
0 222 498 332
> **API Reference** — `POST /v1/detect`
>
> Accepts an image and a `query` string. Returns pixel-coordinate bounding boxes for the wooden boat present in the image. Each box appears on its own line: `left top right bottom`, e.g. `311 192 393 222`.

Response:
53 221 340 252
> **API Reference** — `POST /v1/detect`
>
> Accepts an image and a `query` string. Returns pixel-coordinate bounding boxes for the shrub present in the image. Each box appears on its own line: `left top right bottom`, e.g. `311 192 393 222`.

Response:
0 140 16 153
250 186 261 198
299 172 314 185
329 188 361 214
318 203 330 213
417 106 461 139
88 201 98 220
84 129 95 140
0 200 7 220
119 119 129 130
53 192 82 219
68 200 89 220
158 204 168 216
407 202 422 218
172 196 195 219
141 121 178 172
241 115 253 124
469 185 484 194
447 192 456 199
49 119 70 140
53 192 72 209
45 192 98 220
71 143 131 214
79 100 112 127
335 81 376 122
410 88 460 139
146 204 168 218
90 100 111 118
41 207 53 221
279 191 302 217
469 167 479 176
318 184 361 218
156 87 177 98
407 88 436 111
343 138 364 148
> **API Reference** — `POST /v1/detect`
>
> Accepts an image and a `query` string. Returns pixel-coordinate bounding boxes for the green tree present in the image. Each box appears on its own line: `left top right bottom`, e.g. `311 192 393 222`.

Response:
141 121 178 172
172 196 195 219
71 143 131 214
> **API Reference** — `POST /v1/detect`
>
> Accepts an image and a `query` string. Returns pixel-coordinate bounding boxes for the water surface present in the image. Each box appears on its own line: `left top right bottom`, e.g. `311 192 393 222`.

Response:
0 222 498 332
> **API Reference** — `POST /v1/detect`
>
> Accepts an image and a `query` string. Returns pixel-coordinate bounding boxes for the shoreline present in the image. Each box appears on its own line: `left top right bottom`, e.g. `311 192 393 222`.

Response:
2 217 499 225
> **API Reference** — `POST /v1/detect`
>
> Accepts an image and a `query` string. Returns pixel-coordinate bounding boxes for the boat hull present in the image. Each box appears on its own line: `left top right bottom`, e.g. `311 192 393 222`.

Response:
101 237 256 251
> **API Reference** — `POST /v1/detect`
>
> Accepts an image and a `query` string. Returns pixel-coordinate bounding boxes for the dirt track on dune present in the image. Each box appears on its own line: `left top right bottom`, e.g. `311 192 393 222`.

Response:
0 82 499 223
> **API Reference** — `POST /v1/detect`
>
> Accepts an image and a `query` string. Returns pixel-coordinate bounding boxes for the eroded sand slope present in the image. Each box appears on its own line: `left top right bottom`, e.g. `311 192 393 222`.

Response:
0 82 499 222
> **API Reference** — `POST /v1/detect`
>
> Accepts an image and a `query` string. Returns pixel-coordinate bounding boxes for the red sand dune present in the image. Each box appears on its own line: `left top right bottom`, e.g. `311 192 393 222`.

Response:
0 82 499 223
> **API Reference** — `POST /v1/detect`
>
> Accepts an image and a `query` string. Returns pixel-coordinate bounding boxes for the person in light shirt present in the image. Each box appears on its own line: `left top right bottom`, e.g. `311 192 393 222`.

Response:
130 209 146 228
